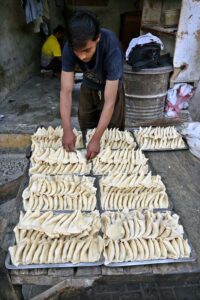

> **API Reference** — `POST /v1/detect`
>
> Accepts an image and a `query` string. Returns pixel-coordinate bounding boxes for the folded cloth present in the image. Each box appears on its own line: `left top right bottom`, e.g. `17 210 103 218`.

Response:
126 33 164 60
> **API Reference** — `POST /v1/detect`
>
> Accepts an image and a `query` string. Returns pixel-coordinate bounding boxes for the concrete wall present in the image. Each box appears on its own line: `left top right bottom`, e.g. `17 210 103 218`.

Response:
66 0 141 37
0 0 43 102
49 0 66 31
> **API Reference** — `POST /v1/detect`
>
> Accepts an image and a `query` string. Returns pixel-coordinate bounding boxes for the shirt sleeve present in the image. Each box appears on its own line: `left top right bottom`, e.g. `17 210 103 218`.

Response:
104 47 123 81
62 44 76 72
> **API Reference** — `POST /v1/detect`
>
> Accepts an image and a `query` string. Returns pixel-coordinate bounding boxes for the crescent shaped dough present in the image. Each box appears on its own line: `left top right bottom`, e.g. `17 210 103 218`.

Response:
25 240 39 264
61 239 72 263
158 238 167 259
130 240 138 260
133 217 140 238
147 239 154 259
32 242 44 264
88 236 103 263
163 240 177 259
21 241 32 264
114 240 120 261
72 239 86 264
80 238 92 262
48 239 58 263
152 238 161 259
171 239 180 258
106 239 115 263
119 241 126 262
54 239 64 263
124 240 133 261
141 238 150 259
176 236 185 258
40 242 50 264
135 239 145 260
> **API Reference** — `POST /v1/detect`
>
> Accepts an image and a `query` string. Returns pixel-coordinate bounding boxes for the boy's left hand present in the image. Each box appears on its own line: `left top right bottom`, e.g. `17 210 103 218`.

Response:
86 137 100 160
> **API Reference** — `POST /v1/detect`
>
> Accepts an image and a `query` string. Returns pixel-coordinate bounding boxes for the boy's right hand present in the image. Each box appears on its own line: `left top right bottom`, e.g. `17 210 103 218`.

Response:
62 129 76 151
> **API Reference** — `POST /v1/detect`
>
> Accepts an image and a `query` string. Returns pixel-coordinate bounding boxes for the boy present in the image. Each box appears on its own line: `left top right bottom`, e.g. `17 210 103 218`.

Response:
60 10 125 159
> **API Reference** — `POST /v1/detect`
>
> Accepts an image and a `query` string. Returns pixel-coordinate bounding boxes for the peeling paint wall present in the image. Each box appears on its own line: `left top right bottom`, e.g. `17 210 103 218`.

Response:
0 0 42 102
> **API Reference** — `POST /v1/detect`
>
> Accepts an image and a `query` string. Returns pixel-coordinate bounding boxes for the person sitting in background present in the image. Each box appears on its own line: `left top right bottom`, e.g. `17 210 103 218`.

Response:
41 25 65 75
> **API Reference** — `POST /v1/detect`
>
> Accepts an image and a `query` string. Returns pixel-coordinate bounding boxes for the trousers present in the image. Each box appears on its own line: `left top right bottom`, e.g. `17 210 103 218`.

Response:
78 84 125 131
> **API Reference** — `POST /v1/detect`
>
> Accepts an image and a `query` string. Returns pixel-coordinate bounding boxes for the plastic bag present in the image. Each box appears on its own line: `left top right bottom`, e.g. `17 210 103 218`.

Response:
165 84 195 117
180 122 200 159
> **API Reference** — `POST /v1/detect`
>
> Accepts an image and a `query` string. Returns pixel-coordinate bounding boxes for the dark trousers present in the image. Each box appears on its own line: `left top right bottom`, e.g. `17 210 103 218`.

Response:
78 84 125 131
43 57 61 73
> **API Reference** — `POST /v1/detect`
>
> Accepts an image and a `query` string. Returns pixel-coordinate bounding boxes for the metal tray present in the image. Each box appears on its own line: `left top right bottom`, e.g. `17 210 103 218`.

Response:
104 254 196 267
5 252 104 270
132 130 189 152
5 207 103 270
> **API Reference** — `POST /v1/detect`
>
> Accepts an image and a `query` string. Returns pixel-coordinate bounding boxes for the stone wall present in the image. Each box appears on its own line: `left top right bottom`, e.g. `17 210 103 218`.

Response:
0 0 42 102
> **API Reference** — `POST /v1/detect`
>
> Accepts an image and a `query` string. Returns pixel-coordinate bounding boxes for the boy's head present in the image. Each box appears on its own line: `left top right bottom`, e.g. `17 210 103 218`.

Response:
67 10 100 62
53 25 65 40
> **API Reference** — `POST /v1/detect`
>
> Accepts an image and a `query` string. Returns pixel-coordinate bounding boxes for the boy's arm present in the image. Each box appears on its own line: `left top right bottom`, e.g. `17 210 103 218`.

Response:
86 79 119 160
60 70 76 151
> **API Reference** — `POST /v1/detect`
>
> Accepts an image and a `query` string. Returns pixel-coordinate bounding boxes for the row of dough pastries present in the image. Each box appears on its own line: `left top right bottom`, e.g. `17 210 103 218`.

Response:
9 235 103 266
23 174 96 196
135 126 180 140
32 127 83 147
101 210 183 240
100 172 165 188
29 161 92 175
17 210 101 239
9 235 190 266
23 174 97 211
23 193 96 211
135 136 185 150
100 172 168 210
100 189 168 210
31 148 87 165
104 237 191 265
31 129 84 151
93 148 148 175
86 128 136 149
15 210 183 243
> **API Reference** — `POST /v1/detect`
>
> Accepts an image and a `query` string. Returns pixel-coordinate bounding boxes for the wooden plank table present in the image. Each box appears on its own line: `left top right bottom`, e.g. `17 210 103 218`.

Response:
8 149 200 289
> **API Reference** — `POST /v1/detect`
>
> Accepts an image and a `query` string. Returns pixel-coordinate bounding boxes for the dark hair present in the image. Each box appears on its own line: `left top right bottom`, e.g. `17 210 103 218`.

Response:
53 25 65 34
67 10 100 49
